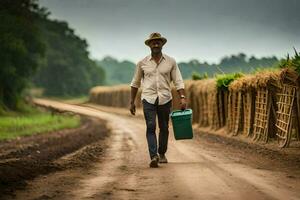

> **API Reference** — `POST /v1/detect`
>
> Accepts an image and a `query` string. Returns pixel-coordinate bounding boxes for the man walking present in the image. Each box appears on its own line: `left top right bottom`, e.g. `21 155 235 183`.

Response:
130 32 186 168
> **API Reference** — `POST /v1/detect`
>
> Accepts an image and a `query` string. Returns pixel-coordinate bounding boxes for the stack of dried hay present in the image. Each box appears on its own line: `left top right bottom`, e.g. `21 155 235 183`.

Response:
184 80 201 124
89 85 142 108
228 75 255 136
89 86 112 106
215 73 243 134
192 79 218 128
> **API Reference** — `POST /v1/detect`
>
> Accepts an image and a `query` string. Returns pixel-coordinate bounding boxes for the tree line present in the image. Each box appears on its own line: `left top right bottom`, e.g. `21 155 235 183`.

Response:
0 0 105 112
178 53 279 79
97 53 280 85
96 56 135 85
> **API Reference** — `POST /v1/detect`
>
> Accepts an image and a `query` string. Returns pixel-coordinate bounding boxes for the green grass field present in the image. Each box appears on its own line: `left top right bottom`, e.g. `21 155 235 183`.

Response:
0 108 81 140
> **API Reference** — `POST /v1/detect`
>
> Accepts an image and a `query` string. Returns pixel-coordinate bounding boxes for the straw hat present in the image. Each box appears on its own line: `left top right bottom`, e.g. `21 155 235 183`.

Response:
145 32 167 46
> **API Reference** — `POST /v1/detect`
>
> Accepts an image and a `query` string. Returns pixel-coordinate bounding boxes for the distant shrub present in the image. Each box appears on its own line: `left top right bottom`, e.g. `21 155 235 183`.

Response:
216 73 244 91
278 49 300 74
192 72 208 80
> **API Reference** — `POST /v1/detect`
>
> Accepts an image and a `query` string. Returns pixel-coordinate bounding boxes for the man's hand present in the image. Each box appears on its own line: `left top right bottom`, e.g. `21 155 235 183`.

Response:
130 102 136 115
180 98 187 110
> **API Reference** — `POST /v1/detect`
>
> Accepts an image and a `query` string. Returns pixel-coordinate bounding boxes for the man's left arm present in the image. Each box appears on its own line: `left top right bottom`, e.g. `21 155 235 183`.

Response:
171 61 187 110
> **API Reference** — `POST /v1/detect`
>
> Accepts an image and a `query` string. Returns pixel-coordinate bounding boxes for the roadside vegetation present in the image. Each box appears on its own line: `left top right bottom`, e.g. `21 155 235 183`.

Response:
0 105 80 140
216 73 244 91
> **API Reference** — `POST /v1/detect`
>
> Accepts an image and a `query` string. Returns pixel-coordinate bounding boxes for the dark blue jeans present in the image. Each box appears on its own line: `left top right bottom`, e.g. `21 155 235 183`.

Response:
142 98 172 159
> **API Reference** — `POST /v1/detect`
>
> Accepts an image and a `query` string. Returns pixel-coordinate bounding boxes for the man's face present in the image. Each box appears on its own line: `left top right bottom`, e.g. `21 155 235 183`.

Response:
149 39 163 54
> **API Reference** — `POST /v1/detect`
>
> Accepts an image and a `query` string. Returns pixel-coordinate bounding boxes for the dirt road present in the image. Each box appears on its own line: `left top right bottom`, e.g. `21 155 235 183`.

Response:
6 99 300 200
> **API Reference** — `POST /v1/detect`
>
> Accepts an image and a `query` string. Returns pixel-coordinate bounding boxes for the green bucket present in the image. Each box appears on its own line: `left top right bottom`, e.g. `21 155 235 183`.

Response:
170 109 193 140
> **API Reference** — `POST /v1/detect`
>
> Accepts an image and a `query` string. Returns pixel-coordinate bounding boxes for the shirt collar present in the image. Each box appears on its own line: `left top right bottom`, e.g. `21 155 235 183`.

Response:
148 54 166 61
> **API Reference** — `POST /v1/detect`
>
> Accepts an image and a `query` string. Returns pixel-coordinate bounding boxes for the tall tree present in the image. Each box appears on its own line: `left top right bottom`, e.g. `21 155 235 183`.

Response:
33 17 105 96
0 0 45 110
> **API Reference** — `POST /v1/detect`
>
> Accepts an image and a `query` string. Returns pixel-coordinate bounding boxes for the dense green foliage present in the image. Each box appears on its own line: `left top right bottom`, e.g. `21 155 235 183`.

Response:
0 0 45 110
192 72 208 80
97 54 279 85
33 16 105 96
278 50 300 74
216 73 244 91
96 56 135 85
0 0 106 111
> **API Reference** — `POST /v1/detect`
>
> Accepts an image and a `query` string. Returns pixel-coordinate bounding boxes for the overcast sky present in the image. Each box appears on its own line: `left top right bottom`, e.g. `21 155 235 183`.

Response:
40 0 300 63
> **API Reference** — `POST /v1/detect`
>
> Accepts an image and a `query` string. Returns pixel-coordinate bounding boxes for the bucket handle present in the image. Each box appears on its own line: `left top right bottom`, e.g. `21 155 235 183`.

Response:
170 109 192 116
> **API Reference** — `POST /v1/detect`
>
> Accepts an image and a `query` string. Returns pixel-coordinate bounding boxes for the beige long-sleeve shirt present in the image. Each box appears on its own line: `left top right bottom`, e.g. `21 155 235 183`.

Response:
130 54 184 105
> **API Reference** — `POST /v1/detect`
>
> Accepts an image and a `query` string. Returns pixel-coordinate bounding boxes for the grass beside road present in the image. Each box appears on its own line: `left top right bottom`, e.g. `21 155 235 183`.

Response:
0 107 81 140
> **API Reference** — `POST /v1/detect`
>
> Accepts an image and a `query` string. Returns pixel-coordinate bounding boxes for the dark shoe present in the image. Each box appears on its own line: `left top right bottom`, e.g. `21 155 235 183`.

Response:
149 156 159 168
159 154 168 163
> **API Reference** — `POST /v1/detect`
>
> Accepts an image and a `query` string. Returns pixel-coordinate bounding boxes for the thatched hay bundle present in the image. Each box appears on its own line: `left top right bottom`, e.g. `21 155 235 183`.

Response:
279 68 300 86
224 74 247 135
183 80 195 100
228 75 256 136
216 73 244 133
89 86 110 106
242 91 255 136
193 80 207 126
115 85 128 107
249 70 282 89
217 89 228 128
185 80 201 124
208 82 221 130
192 79 218 128
226 89 242 135
229 75 255 91
89 86 108 101
89 85 134 108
